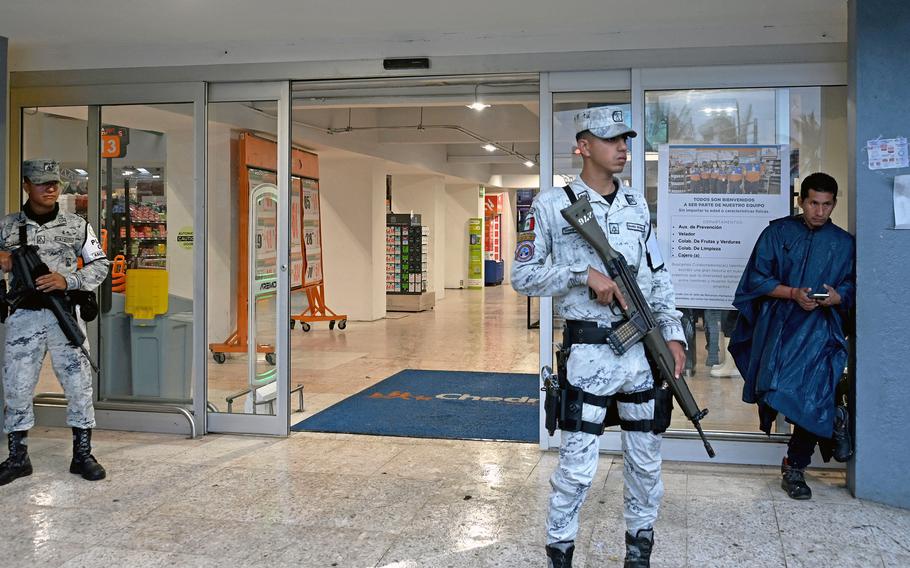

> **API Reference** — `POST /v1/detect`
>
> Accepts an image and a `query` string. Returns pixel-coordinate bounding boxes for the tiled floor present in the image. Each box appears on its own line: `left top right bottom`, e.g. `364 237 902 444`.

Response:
2 427 908 568
21 286 905 566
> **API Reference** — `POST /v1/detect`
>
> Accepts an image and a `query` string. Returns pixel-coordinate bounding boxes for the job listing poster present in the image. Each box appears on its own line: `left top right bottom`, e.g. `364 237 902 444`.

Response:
656 144 790 309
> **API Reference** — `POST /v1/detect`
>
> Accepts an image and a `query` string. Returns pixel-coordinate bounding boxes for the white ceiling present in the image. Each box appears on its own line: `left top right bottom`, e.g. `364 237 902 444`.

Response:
4 1 848 189
2 0 847 71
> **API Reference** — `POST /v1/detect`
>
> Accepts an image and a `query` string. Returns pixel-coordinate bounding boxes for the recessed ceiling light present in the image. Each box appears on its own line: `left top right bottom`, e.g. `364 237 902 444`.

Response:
482 144 497 152
524 161 535 168
466 102 491 111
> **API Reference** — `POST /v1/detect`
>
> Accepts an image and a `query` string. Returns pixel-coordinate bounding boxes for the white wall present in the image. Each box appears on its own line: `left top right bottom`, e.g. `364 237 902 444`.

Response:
444 183 483 289
319 156 386 321
390 174 446 300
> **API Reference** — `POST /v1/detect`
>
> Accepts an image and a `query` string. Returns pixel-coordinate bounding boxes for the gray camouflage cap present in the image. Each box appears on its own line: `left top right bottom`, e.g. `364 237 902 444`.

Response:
573 106 637 139
22 158 62 184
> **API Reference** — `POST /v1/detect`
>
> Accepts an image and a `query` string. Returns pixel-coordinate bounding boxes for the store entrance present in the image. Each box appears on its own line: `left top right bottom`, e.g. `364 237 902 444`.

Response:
197 75 543 441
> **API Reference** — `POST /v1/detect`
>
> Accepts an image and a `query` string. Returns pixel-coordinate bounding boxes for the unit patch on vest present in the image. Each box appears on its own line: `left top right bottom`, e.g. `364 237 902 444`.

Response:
515 241 535 262
36 235 46 244
54 236 76 244
609 223 620 235
518 231 535 243
624 194 638 206
561 226 577 235
626 222 646 234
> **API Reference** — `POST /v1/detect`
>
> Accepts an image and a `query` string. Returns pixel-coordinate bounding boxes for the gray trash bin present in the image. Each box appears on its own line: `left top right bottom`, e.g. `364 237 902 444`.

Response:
100 292 133 398
129 310 193 400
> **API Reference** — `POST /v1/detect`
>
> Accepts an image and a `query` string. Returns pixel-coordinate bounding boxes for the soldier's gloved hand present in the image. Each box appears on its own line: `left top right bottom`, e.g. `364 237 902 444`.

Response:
587 266 627 309
36 272 67 292
0 251 11 273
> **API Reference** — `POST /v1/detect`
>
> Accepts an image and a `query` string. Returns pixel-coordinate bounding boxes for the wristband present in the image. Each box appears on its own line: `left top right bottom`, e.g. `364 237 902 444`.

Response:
789 287 797 300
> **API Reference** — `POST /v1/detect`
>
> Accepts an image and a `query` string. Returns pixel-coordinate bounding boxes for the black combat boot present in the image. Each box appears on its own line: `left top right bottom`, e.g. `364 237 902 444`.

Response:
780 458 811 500
69 428 106 481
624 528 654 568
0 431 33 486
545 540 574 568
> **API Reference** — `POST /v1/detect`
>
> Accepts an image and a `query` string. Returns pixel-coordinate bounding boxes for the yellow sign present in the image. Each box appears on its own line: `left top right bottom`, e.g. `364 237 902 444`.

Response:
177 227 194 250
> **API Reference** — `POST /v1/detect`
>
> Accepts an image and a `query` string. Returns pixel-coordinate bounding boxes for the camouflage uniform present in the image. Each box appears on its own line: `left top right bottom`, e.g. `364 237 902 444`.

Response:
1 208 109 433
511 177 685 542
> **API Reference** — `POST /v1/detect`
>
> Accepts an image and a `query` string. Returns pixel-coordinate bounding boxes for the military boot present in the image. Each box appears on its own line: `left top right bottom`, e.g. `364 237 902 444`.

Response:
545 540 574 568
624 528 654 568
69 428 106 481
781 458 811 500
0 431 33 486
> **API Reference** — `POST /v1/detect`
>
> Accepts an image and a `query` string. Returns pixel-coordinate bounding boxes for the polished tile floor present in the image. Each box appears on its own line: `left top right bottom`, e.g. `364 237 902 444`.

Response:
21 287 906 566
1 427 908 567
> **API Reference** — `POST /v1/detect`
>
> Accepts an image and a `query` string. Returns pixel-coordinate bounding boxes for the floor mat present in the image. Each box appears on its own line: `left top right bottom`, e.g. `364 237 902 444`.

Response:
291 369 539 442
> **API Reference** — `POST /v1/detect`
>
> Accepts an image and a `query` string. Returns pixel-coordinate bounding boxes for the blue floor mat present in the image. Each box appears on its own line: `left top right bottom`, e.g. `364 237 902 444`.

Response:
291 369 539 442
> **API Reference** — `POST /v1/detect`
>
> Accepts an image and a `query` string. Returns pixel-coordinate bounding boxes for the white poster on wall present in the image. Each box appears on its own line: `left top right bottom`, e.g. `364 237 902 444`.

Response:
656 144 791 309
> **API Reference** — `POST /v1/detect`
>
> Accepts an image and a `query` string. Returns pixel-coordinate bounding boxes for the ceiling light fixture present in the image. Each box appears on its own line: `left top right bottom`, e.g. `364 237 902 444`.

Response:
482 143 497 152
524 160 535 168
466 84 490 111
136 167 150 175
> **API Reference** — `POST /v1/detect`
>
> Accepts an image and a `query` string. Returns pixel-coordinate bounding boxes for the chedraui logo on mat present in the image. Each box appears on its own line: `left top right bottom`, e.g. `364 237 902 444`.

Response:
369 390 538 405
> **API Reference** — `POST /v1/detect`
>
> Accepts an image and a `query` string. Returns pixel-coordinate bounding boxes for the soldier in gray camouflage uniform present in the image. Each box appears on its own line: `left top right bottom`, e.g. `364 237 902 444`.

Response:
0 159 110 485
512 108 687 568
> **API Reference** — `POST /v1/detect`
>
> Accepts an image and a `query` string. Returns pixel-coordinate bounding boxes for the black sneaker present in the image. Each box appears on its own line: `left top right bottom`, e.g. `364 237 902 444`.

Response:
781 459 812 500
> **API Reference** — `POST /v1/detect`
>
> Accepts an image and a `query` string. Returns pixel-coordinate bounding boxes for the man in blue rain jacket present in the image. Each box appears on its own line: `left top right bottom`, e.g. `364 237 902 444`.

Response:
729 172 855 500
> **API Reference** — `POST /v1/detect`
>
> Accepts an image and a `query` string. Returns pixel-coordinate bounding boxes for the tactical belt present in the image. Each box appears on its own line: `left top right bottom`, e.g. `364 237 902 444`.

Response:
561 320 657 433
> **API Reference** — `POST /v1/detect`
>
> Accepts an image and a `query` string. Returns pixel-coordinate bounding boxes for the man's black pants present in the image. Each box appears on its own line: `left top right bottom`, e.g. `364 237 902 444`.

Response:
787 425 818 469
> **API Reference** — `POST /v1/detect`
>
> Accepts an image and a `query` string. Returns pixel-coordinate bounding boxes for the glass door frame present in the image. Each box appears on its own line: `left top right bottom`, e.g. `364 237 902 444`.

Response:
7 82 207 437
204 82 292 437
540 64 847 464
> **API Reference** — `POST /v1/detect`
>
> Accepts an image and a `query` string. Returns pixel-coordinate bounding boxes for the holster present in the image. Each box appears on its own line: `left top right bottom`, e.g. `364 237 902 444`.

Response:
69 290 99 322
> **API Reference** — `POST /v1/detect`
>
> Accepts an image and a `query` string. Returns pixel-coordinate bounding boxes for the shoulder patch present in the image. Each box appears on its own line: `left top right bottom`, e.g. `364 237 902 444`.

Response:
515 241 535 262
518 231 535 242
519 208 536 232
626 222 646 234
624 194 638 206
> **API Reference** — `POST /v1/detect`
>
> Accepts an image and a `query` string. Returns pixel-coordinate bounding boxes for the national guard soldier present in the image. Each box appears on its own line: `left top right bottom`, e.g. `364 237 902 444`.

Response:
512 108 686 568
0 159 110 485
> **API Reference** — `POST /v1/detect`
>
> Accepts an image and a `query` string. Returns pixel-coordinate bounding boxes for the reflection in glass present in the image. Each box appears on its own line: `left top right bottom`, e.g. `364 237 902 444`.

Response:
96 104 195 406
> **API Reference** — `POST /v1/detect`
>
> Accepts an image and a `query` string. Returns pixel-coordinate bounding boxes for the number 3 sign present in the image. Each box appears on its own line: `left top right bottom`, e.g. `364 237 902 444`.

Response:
101 134 123 158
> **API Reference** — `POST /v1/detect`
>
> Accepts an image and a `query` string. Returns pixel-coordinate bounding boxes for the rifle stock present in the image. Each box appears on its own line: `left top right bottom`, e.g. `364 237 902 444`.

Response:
561 196 715 458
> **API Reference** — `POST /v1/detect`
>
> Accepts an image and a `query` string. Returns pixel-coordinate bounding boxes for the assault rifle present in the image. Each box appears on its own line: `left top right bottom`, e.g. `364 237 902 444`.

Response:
561 195 715 457
1 245 99 373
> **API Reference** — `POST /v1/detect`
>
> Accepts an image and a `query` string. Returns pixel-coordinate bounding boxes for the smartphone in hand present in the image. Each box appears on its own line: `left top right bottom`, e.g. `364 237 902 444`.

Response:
809 292 830 301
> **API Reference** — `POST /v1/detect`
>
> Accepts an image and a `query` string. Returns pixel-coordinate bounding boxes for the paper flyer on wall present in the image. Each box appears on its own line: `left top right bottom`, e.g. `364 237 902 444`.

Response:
656 144 791 309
